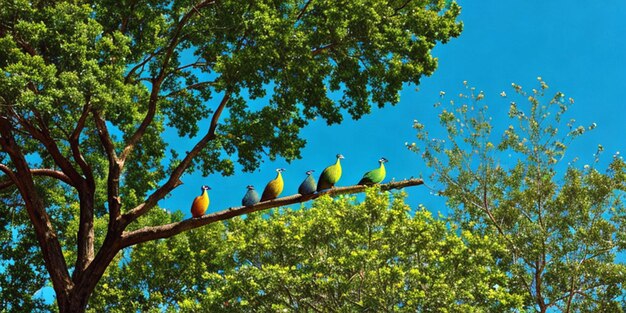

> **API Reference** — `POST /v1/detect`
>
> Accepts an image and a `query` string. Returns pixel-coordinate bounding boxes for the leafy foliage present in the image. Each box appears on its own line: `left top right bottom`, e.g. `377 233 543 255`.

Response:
0 0 462 310
410 79 626 312
89 189 522 312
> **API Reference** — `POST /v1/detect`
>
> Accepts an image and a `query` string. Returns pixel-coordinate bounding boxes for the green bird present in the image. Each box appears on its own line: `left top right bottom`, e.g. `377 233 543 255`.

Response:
358 157 388 185
261 168 286 201
298 170 316 195
317 154 344 191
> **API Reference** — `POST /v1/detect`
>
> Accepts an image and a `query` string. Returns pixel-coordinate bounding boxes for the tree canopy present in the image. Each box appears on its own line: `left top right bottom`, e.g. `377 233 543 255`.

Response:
410 79 626 312
0 0 461 311
87 189 523 312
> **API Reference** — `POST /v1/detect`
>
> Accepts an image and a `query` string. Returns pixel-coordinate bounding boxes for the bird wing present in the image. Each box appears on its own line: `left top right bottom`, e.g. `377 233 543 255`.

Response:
191 193 209 217
261 176 284 201
359 167 383 185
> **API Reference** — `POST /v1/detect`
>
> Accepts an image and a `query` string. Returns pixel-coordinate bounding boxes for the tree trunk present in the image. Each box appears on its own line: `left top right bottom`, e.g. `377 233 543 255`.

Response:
58 295 89 313
57 228 124 313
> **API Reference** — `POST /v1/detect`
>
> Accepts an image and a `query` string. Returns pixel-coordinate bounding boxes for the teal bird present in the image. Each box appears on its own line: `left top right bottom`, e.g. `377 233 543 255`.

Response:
261 168 286 201
317 154 344 191
358 157 388 185
298 170 316 195
242 185 260 206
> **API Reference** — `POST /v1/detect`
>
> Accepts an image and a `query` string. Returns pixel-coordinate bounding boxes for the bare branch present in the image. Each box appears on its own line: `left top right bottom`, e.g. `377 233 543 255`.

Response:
92 110 117 160
121 179 424 247
208 92 230 136
174 60 208 72
67 103 98 278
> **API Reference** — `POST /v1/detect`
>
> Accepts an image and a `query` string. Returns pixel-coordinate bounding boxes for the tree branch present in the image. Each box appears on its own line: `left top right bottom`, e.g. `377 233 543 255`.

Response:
124 48 164 83
0 116 73 302
69 102 95 188
0 167 73 189
296 0 314 21
121 179 424 247
121 92 231 225
92 110 123 224
163 80 218 98
312 43 336 56
119 0 217 163
11 113 84 186
26 102 99 278
0 163 18 185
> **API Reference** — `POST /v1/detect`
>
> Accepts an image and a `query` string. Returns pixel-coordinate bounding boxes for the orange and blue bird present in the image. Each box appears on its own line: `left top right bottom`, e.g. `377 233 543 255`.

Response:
190 185 211 218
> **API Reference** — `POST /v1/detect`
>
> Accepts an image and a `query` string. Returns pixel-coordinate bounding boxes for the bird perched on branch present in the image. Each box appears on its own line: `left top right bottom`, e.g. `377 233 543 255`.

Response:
190 185 211 218
242 185 260 206
261 168 286 201
358 157 388 185
298 170 316 195
317 154 344 191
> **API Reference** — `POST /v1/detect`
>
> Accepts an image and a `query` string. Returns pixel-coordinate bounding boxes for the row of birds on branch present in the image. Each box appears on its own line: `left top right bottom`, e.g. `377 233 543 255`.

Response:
190 154 389 218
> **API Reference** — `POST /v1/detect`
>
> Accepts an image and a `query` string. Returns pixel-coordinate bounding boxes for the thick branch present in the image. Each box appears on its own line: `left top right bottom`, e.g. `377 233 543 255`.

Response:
0 117 73 302
12 113 84 186
0 167 73 189
121 92 231 225
119 0 217 162
121 179 424 247
39 102 98 278
69 102 95 188
92 111 123 223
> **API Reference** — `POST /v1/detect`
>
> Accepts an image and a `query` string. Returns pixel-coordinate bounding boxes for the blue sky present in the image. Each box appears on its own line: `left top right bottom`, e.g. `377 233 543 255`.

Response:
160 0 626 217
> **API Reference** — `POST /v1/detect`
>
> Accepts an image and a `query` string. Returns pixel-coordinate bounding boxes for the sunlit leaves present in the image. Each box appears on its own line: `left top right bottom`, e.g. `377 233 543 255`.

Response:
89 189 522 311
1 0 463 310
411 80 626 311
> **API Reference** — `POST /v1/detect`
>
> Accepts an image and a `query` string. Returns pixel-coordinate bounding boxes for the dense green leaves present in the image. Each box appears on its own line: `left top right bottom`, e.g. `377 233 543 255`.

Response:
89 189 522 312
410 79 626 312
0 0 462 310
2 0 463 178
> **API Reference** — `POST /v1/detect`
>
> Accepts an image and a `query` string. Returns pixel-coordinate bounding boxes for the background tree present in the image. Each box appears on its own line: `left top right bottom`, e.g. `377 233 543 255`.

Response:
0 0 461 311
410 79 626 312
87 189 524 312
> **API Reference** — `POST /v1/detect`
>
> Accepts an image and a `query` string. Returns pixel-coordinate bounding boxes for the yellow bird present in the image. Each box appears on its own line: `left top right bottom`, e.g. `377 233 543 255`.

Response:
261 168 285 201
190 185 211 218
